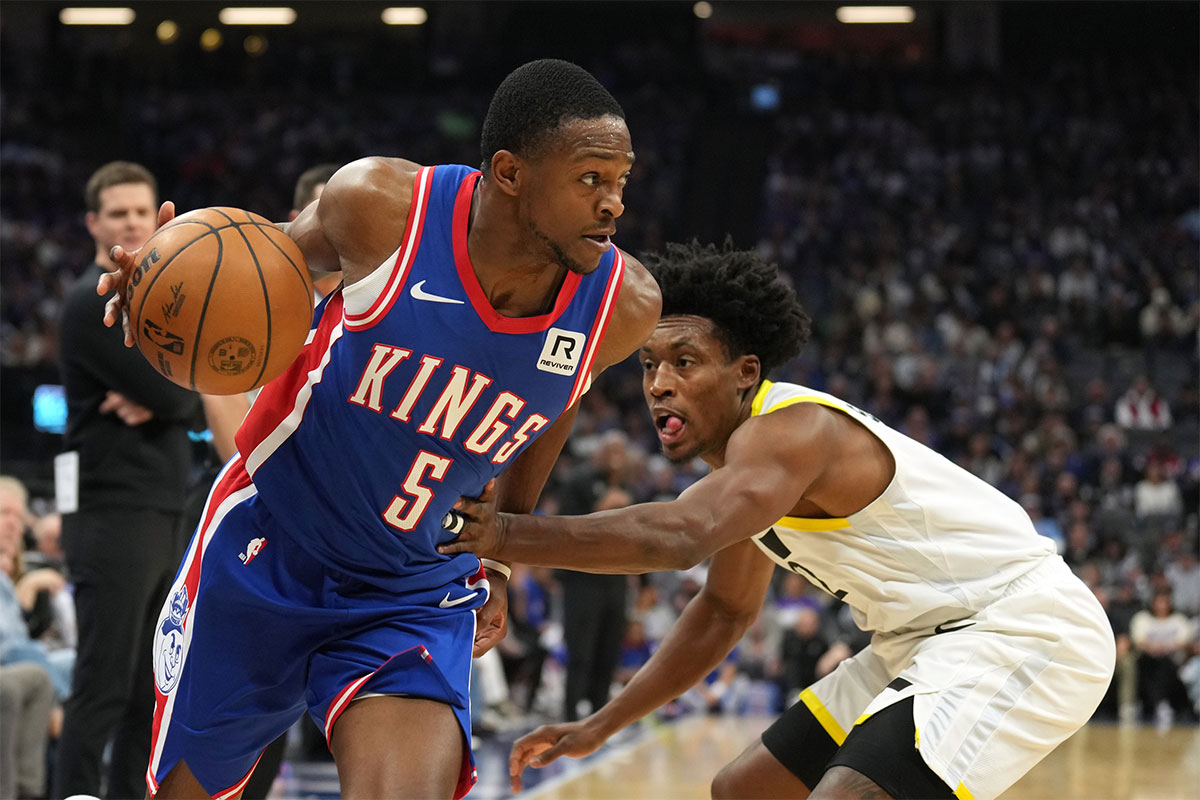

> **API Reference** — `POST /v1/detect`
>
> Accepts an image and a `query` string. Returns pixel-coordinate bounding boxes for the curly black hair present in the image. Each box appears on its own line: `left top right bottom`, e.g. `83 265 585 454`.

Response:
480 59 625 173
641 239 812 378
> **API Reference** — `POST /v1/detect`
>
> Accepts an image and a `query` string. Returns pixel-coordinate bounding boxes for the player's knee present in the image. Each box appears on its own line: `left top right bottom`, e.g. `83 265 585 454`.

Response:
710 759 748 799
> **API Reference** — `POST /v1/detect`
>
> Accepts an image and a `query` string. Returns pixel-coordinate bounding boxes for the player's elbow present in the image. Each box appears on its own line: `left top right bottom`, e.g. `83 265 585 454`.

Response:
660 523 714 571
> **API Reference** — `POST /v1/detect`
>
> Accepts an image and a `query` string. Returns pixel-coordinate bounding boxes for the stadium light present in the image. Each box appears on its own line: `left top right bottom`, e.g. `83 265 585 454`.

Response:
156 20 179 43
382 7 428 26
693 2 713 20
200 28 223 50
59 7 135 25
836 6 915 24
218 7 297 25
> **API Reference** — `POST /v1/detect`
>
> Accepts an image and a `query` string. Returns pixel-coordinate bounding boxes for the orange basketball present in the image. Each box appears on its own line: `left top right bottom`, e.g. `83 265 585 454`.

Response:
126 207 314 395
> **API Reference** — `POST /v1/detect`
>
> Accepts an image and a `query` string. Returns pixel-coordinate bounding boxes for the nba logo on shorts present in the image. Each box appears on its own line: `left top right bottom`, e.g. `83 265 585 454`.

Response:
537 328 586 375
154 585 190 694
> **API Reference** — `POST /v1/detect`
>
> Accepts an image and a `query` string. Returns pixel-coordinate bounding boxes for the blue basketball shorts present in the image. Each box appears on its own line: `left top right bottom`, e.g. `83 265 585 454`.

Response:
146 458 489 799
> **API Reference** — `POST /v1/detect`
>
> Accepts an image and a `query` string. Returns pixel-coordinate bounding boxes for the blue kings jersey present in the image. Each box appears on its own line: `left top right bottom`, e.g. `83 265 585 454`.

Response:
234 165 625 591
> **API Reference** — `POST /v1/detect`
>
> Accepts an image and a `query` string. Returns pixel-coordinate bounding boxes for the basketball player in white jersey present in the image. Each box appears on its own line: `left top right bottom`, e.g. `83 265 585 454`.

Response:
440 241 1116 800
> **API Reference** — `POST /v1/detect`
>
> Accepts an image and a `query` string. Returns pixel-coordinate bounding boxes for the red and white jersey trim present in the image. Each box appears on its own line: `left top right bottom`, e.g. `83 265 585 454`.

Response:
237 291 345 478
342 166 434 330
564 249 625 411
147 458 258 794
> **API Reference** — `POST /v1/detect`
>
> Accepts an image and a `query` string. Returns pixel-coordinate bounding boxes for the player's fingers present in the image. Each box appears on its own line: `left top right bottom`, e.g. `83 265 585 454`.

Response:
472 625 502 658
103 295 121 327
530 737 574 768
472 608 503 651
510 735 555 776
109 244 137 270
96 270 118 296
479 478 498 502
158 200 176 228
121 310 134 347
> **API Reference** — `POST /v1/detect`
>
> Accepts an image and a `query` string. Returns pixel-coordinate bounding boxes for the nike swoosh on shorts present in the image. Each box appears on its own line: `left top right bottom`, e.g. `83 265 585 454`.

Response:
439 591 479 608
411 280 465 305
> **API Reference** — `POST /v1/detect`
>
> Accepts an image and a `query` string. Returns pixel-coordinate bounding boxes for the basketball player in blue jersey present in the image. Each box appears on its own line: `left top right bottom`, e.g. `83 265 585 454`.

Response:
441 241 1116 800
97 59 661 800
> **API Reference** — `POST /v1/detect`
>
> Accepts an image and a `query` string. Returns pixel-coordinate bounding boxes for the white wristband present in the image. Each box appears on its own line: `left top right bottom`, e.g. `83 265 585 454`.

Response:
481 558 511 581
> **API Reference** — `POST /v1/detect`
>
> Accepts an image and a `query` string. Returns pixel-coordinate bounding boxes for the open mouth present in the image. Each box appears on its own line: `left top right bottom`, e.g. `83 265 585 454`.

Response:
584 234 612 250
655 411 686 444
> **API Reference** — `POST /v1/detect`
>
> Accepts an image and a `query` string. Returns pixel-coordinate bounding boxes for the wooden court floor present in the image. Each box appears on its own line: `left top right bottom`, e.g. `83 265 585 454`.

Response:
523 716 1200 799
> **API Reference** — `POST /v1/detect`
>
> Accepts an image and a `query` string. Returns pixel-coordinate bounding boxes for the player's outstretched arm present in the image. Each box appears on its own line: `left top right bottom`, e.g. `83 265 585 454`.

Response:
507 540 774 792
440 404 833 572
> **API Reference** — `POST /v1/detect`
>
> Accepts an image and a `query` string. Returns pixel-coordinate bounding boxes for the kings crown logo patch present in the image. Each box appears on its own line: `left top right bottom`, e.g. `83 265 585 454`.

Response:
153 585 190 695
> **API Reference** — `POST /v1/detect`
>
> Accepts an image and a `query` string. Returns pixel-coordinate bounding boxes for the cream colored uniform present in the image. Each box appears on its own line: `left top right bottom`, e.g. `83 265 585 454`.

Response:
749 381 1114 800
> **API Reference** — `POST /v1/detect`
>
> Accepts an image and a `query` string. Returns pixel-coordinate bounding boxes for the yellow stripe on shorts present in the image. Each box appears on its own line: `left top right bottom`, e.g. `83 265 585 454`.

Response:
799 688 847 745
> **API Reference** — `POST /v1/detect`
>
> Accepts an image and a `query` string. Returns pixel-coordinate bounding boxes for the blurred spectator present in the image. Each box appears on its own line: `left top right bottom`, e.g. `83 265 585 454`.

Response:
0 662 55 800
556 433 637 721
500 565 557 714
1105 580 1142 724
1164 543 1200 617
779 606 832 702
1130 589 1196 729
1115 374 1173 431
615 619 654 686
1134 458 1184 521
0 476 74 701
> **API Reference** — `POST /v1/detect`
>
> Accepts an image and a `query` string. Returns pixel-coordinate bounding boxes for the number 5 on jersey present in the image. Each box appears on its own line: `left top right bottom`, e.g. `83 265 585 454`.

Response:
383 450 452 531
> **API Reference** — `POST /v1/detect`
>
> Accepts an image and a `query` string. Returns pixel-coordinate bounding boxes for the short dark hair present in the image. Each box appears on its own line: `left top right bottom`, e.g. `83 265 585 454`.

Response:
641 239 812 378
292 163 338 212
480 59 624 174
85 161 157 213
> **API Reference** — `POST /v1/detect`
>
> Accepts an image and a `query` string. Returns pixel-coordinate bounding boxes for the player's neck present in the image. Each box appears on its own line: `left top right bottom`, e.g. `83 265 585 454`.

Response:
467 186 567 317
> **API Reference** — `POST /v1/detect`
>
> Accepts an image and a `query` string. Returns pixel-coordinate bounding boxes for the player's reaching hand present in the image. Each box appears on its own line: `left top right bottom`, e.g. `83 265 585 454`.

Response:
438 479 508 559
508 719 609 792
99 200 175 345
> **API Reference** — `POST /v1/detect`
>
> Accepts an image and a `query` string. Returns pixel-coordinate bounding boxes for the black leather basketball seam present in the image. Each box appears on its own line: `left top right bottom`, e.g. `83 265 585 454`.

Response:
188 231 226 390
131 221 217 353
226 221 273 390
247 220 312 305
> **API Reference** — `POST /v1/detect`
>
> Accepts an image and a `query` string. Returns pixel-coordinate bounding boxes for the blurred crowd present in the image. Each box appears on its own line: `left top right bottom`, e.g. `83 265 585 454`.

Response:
1 30 1198 800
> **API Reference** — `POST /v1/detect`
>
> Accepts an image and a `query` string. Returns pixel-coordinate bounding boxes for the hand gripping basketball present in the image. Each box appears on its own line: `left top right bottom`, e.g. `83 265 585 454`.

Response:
113 206 315 394
101 201 177 346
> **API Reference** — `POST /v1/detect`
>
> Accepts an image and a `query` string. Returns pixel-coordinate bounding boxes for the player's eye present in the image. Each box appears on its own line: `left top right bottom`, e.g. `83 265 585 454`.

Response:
581 174 599 186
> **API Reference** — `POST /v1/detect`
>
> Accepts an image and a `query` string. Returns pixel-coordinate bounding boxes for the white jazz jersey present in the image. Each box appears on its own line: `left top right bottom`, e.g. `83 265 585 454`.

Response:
750 381 1115 799
749 380 1057 634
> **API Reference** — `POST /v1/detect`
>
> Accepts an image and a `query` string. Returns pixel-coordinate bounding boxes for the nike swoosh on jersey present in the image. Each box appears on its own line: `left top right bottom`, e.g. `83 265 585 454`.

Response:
439 590 479 608
933 620 976 634
410 280 465 305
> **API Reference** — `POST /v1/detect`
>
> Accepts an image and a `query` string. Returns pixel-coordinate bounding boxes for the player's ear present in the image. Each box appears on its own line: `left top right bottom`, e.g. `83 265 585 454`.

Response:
490 150 520 197
85 211 99 238
736 355 761 392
